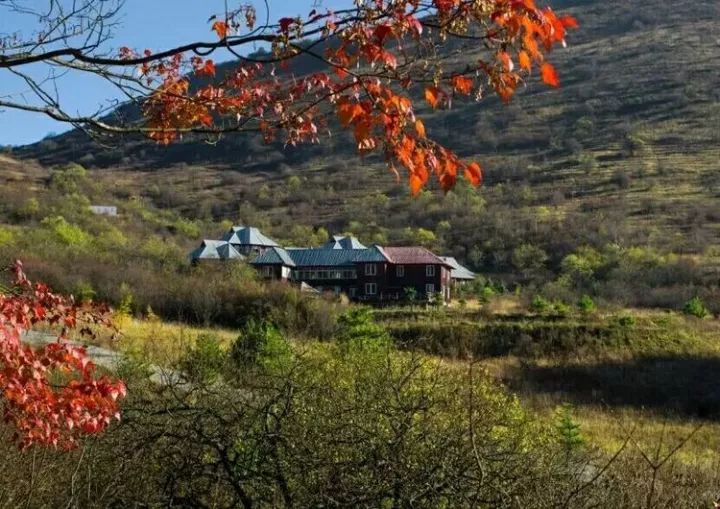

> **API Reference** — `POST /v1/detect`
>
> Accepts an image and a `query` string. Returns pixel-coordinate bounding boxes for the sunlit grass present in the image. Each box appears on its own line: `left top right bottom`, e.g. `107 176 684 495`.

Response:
113 316 239 366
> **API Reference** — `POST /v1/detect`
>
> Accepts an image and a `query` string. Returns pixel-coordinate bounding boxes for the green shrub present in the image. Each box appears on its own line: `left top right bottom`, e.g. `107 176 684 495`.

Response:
17 197 40 219
553 300 570 317
338 308 390 345
50 163 87 194
683 296 709 318
479 285 496 303
403 286 418 303
555 404 585 457
231 320 291 371
617 315 636 328
172 217 201 238
577 295 596 314
41 215 92 249
179 333 226 383
0 227 14 246
74 281 96 303
530 294 551 313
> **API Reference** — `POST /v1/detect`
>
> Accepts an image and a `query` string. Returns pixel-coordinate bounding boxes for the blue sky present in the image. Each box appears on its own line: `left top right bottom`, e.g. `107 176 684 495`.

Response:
0 0 349 146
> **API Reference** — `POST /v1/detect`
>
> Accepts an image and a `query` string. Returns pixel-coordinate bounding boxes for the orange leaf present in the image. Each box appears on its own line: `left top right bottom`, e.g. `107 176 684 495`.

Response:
337 101 365 126
541 62 560 87
559 15 579 29
424 86 442 108
212 20 228 39
498 51 514 72
415 119 426 139
409 174 423 196
451 75 473 95
464 162 483 186
518 50 532 72
195 59 216 77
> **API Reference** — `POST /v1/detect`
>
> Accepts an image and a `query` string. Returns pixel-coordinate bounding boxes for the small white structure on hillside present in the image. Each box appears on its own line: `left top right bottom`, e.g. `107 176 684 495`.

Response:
89 205 118 216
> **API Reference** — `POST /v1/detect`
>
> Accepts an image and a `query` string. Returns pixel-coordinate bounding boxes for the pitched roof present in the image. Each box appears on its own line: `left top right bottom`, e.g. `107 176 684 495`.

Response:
440 256 476 280
321 235 367 250
252 247 296 267
190 240 244 260
253 246 387 267
380 246 452 266
222 226 279 247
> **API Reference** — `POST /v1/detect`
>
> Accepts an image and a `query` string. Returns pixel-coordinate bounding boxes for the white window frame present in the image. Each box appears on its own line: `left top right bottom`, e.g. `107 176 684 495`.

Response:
425 283 435 295
365 283 377 295
365 264 377 276
262 266 273 278
396 265 405 277
426 264 435 277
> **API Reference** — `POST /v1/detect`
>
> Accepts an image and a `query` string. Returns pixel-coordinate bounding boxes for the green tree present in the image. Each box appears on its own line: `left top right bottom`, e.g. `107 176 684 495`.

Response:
512 244 548 279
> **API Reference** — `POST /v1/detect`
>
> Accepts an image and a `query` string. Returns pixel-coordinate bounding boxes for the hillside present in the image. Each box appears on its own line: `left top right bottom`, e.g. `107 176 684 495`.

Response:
1 0 719 312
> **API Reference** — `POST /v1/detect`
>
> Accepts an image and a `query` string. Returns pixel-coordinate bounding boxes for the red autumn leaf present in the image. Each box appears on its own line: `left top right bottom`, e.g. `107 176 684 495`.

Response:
211 20 228 39
196 59 216 77
409 174 424 196
559 15 579 29
518 50 532 71
279 17 295 34
415 119 426 138
374 24 393 43
424 86 442 108
451 76 473 95
0 261 124 449
541 62 560 87
498 51 514 72
464 162 483 186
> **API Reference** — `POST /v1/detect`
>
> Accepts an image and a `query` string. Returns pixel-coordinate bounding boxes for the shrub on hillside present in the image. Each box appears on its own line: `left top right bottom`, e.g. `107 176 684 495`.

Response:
531 294 552 313
577 295 596 314
179 333 226 383
683 296 709 319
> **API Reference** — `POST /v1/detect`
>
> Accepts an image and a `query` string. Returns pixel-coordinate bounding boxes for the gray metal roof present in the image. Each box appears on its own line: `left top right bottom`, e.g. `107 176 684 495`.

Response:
253 246 387 267
252 247 296 267
222 226 279 247
321 235 367 250
190 240 244 260
440 257 476 280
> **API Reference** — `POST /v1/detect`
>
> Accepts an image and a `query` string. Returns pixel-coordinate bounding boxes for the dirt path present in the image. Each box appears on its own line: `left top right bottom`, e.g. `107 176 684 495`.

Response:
21 331 182 385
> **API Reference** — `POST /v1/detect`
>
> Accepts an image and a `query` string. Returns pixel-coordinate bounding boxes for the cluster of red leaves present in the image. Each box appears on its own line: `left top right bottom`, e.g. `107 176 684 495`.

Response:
0 261 125 449
125 0 577 194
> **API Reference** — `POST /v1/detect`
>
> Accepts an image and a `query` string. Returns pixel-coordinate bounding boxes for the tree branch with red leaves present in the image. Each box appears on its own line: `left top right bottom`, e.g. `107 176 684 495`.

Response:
0 261 125 449
0 0 577 193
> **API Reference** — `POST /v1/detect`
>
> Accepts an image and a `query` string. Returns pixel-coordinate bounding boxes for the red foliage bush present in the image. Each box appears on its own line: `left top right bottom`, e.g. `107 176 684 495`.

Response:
0 261 125 449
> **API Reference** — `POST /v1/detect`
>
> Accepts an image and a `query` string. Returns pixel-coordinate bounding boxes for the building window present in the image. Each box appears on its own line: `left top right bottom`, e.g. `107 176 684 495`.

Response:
365 283 377 295
365 264 377 276
425 283 435 295
426 265 435 277
262 266 273 278
396 265 405 277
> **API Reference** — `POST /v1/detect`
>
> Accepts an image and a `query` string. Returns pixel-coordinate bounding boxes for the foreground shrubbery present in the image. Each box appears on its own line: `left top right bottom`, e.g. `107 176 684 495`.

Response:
0 313 715 507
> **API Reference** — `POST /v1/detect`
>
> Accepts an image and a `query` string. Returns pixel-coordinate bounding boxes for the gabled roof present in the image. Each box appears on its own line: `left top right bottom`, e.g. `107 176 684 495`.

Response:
321 235 367 250
440 256 476 280
190 240 244 260
253 246 387 267
288 246 386 266
380 246 452 266
252 246 296 267
222 226 279 247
